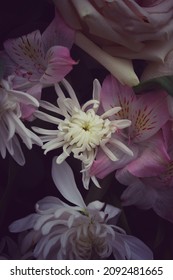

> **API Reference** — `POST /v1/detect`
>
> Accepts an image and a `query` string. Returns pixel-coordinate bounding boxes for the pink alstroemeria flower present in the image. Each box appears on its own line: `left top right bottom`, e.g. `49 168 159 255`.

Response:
90 75 170 179
116 143 173 223
1 10 76 119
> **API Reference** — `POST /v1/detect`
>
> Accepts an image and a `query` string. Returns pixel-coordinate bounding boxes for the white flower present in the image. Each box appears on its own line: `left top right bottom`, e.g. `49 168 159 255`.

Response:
9 159 153 260
0 79 42 165
32 78 132 187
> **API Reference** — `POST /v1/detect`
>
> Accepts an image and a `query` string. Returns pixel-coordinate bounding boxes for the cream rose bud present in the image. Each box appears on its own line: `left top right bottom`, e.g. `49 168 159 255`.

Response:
53 0 140 86
53 0 173 63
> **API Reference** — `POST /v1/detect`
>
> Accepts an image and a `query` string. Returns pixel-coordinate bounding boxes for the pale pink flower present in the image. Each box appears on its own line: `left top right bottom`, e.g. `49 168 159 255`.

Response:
0 79 42 165
1 10 76 101
9 159 153 260
116 144 173 223
32 78 133 188
90 75 170 179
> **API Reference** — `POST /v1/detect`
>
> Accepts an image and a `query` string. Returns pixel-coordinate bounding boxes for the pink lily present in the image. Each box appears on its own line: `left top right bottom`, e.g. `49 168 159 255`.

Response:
1 10 76 119
116 143 173 223
90 75 170 179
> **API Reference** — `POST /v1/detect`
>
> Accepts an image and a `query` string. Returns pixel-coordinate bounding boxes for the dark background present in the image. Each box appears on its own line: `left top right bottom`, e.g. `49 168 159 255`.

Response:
0 0 173 260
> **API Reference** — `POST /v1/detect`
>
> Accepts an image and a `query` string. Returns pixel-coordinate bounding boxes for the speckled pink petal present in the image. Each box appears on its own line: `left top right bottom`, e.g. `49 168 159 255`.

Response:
4 30 46 80
90 142 138 179
40 46 76 84
122 131 170 177
129 91 169 142
101 75 136 119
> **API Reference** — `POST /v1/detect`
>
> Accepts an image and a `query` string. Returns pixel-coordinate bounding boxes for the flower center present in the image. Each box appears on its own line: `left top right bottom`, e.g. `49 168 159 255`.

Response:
58 108 113 152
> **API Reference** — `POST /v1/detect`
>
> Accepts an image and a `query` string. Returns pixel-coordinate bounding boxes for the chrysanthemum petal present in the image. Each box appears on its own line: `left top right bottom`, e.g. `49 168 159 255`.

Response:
51 158 86 208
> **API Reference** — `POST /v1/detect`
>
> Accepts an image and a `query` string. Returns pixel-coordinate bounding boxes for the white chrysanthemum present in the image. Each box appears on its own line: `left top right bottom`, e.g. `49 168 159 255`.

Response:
32 78 132 186
0 79 42 165
9 159 153 260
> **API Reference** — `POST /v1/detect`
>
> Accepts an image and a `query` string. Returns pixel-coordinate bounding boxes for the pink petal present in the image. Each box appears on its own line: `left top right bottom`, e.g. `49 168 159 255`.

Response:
129 91 169 142
20 84 42 121
153 187 173 223
90 142 138 179
4 31 46 80
101 75 136 119
42 10 75 52
162 121 173 149
139 177 173 223
124 131 170 177
118 170 173 223
121 181 157 209
116 169 156 209
40 46 76 84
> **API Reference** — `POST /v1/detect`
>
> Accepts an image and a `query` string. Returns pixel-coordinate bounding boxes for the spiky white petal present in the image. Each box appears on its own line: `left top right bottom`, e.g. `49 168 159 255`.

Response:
0 79 42 165
33 78 132 186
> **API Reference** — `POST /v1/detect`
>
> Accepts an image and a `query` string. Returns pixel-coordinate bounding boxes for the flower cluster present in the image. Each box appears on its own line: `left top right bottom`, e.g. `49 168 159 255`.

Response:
0 1 173 260
9 159 153 260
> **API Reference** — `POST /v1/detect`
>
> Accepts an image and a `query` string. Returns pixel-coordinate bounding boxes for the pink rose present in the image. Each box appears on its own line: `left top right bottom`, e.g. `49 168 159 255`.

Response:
53 0 142 86
53 0 173 81
54 0 173 61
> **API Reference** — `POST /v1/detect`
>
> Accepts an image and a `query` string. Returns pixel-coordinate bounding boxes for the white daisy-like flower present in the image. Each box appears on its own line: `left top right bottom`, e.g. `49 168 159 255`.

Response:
9 159 153 260
32 78 133 187
0 79 42 165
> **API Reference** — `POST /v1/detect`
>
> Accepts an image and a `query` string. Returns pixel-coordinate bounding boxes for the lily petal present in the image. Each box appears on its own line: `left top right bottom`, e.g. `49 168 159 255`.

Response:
42 9 75 51
124 131 170 177
4 30 46 79
100 75 136 119
40 46 76 84
90 142 138 179
129 91 169 142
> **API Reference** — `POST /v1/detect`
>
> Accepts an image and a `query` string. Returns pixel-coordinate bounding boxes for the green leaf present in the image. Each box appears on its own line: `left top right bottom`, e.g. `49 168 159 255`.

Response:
134 75 173 96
